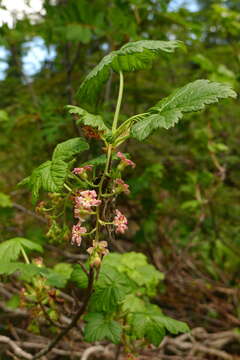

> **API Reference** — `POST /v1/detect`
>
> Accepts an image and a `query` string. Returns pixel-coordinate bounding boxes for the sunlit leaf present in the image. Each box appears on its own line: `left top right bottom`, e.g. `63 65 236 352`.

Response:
77 40 183 109
132 80 237 140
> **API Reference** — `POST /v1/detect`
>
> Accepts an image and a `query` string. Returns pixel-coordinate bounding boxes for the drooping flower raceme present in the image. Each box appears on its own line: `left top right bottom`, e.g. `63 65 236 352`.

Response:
117 152 136 168
71 224 87 246
71 189 102 246
113 209 128 234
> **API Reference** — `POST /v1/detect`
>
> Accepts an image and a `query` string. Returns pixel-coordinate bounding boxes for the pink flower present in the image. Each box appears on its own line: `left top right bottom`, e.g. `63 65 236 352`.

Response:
117 152 136 168
87 240 109 256
113 209 128 234
75 190 101 210
71 224 87 246
114 178 130 195
72 165 93 175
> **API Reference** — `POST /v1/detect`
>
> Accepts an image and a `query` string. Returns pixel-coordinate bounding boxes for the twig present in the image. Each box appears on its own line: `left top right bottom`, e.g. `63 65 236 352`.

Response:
78 261 89 276
12 203 48 224
190 344 233 360
0 336 32 360
39 302 67 329
81 345 105 360
31 267 95 360
114 343 121 360
17 342 83 356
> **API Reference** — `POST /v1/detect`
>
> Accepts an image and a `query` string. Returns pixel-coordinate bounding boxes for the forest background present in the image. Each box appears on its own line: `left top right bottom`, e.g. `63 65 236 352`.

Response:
0 0 239 359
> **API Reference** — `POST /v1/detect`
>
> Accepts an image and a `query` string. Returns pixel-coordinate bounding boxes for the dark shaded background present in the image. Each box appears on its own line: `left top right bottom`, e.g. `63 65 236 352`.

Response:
0 0 239 359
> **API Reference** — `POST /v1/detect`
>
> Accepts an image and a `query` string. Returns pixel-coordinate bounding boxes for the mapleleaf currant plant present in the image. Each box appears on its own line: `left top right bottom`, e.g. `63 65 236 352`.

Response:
1 40 236 359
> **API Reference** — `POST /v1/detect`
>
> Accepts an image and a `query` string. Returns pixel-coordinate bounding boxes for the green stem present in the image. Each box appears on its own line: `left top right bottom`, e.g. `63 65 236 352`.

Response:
21 247 30 264
115 112 148 137
98 219 113 225
112 71 124 132
64 183 73 193
95 71 124 242
73 174 99 188
81 228 96 236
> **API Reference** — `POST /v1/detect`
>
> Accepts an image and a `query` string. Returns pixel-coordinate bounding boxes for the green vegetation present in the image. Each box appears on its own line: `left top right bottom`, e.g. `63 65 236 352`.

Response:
0 1 239 359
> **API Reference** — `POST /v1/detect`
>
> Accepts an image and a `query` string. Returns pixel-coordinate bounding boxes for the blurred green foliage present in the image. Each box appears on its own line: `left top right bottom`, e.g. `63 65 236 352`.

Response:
0 0 239 285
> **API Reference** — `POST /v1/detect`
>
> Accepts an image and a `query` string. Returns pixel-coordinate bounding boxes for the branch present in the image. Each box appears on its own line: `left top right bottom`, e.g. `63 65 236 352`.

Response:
31 267 95 360
12 203 48 224
81 345 105 360
17 342 83 357
39 302 67 329
0 336 32 360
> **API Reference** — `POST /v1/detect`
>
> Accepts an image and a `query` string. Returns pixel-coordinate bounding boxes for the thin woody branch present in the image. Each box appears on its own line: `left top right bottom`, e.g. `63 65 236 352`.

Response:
31 267 95 360
0 268 95 360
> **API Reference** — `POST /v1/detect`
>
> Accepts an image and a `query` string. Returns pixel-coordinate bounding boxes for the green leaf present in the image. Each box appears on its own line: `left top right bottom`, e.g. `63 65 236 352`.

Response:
43 160 68 192
81 153 118 167
65 24 92 44
89 286 123 312
53 263 73 287
67 105 110 133
122 294 146 314
21 137 88 202
146 319 166 347
131 80 237 140
28 160 68 203
6 295 20 309
103 252 163 297
0 110 9 122
111 40 184 73
0 237 42 262
52 137 89 162
0 262 44 277
14 238 43 253
23 138 89 203
84 313 122 344
130 308 166 346
155 315 190 335
71 264 89 288
130 114 161 142
0 262 24 275
78 52 116 110
17 176 30 188
192 54 214 71
82 154 108 167
89 265 131 312
0 192 12 207
0 261 70 288
129 305 189 346
44 270 69 288
77 40 183 109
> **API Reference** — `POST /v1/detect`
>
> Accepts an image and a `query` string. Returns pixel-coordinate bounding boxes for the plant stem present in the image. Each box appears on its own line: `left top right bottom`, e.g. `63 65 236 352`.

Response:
112 71 124 132
114 112 148 137
21 247 30 264
95 71 124 242
64 183 73 193
32 268 95 360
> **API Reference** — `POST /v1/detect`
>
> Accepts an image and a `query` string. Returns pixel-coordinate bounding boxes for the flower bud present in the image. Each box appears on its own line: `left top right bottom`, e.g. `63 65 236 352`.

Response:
90 254 101 268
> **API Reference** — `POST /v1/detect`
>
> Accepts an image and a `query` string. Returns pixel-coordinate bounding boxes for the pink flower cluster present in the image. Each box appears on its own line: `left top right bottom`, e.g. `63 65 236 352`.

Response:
71 190 101 246
117 152 136 168
75 190 101 211
113 209 128 234
71 224 87 246
114 178 130 195
72 165 93 176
